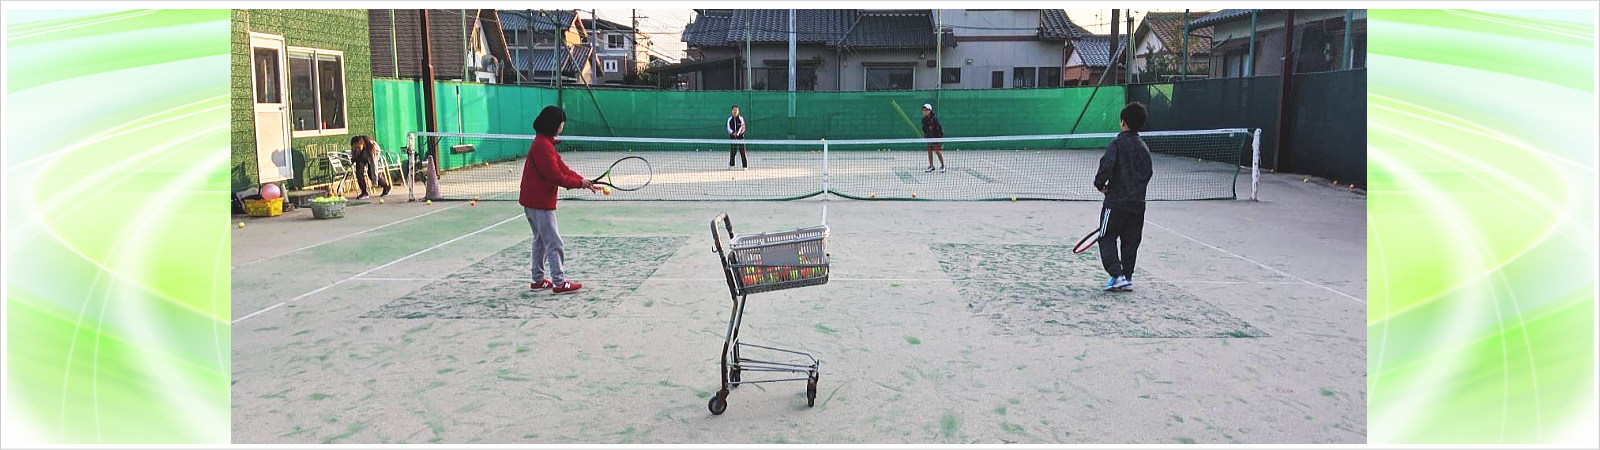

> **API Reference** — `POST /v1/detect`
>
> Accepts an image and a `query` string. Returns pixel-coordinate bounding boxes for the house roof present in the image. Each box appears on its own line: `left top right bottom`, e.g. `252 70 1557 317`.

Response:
1040 9 1093 40
841 11 936 48
501 11 578 32
725 9 854 45
1138 11 1213 55
511 45 595 73
1188 9 1275 29
1070 36 1127 68
682 11 733 47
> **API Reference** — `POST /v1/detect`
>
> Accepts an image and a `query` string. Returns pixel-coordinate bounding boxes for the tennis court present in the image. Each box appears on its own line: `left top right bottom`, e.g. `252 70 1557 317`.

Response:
230 169 1365 444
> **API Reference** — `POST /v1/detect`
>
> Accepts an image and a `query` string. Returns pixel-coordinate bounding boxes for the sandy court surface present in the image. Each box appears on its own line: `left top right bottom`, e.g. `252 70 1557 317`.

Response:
231 172 1365 444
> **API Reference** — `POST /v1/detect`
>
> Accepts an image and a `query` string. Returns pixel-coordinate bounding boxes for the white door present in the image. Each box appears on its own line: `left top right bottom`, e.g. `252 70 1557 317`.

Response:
250 33 292 184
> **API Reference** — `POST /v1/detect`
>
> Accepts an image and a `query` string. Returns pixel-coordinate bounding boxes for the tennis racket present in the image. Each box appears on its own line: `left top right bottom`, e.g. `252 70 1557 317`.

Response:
1072 227 1101 254
590 156 653 191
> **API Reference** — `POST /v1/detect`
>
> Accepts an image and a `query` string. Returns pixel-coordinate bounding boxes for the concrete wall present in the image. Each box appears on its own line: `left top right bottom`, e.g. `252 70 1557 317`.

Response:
941 40 1064 89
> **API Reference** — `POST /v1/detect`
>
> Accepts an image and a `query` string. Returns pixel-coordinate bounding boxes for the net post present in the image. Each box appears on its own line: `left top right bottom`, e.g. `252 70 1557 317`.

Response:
1251 128 1262 201
406 132 417 202
821 139 828 226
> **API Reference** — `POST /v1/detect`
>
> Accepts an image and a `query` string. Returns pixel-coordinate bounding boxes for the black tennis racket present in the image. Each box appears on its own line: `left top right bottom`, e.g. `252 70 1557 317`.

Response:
590 156 652 191
1072 227 1101 254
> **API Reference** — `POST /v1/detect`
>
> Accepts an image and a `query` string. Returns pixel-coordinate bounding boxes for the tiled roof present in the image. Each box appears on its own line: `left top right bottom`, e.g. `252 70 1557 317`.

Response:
1188 9 1271 29
1071 36 1127 68
510 45 594 73
682 12 732 47
1141 11 1213 55
841 11 935 48
1040 9 1092 40
725 9 853 45
501 11 577 32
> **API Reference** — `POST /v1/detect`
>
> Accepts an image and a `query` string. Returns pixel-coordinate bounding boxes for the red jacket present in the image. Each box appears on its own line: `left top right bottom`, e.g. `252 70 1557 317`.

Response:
518 134 586 210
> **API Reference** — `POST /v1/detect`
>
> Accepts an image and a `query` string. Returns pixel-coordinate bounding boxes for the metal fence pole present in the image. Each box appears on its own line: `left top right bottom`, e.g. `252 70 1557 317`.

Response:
1341 10 1354 70
1246 11 1257 76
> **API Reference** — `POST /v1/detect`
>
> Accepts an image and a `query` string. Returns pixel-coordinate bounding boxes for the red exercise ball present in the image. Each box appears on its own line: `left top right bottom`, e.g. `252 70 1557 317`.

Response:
261 183 282 200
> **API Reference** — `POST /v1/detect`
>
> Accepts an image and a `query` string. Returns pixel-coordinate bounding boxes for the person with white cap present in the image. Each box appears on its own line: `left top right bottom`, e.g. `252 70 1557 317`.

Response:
921 103 946 173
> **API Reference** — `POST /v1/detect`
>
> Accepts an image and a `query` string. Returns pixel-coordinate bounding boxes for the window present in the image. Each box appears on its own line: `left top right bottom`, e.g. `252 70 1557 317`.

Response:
507 31 522 46
287 48 347 136
1038 67 1061 87
865 66 913 91
991 70 1004 88
1012 67 1036 88
603 59 619 73
764 65 818 91
252 47 281 103
941 67 961 84
608 34 626 49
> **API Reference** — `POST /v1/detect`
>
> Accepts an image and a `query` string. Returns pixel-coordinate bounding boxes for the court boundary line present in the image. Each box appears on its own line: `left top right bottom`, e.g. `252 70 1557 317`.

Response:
1144 219 1366 304
231 201 470 270
348 276 1306 285
231 213 525 324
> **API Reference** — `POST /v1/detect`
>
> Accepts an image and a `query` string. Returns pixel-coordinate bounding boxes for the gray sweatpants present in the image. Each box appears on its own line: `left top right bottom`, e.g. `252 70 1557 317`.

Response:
524 207 567 283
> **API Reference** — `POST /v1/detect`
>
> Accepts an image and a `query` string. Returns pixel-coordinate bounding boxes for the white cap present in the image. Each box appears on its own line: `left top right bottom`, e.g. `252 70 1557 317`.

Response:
922 103 933 110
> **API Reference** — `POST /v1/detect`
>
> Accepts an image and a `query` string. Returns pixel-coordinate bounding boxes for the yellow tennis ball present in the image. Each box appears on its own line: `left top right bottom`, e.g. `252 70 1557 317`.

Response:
237 222 245 229
869 193 876 198
378 198 385 204
1011 197 1017 202
1302 178 1309 183
426 200 433 205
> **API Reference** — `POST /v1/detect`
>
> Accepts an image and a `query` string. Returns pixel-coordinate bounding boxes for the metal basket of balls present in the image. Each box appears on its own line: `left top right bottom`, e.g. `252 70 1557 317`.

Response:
728 225 830 294
309 196 348 219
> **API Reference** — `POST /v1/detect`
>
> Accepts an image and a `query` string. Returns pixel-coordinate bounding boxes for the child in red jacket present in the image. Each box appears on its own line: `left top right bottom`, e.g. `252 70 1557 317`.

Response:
521 106 601 294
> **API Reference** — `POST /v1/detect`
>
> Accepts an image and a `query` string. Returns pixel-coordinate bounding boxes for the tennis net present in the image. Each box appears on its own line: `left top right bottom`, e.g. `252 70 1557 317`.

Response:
405 129 1258 202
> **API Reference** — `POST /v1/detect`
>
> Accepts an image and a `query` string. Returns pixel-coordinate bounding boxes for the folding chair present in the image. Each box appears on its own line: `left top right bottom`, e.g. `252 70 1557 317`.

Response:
324 150 354 197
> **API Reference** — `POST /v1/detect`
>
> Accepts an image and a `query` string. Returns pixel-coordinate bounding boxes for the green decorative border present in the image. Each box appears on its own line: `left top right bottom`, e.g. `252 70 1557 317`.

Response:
1366 9 1595 444
0 8 1595 445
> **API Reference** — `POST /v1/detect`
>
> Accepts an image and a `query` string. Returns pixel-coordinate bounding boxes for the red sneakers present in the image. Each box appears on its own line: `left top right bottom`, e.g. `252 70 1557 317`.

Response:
552 281 583 294
530 279 553 290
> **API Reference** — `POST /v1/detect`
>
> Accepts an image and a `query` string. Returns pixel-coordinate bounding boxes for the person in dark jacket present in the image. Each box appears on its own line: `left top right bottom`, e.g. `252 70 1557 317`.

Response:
921 103 945 173
1092 102 1153 292
349 135 390 199
727 105 748 170
521 106 602 294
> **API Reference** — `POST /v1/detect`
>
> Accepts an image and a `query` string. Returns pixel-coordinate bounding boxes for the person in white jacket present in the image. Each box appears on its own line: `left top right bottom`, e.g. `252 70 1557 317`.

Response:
727 105 748 170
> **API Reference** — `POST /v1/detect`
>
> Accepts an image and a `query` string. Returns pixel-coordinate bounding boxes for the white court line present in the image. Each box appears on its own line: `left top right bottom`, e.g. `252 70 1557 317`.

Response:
1144 220 1366 304
350 276 1304 285
231 201 470 269
231 213 525 324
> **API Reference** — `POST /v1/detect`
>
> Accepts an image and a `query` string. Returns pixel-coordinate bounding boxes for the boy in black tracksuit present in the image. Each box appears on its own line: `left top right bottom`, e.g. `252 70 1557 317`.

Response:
921 103 946 173
1093 102 1153 292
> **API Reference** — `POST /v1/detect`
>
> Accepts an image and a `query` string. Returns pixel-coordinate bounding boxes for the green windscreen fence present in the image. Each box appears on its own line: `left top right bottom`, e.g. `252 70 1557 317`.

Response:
374 79 1126 172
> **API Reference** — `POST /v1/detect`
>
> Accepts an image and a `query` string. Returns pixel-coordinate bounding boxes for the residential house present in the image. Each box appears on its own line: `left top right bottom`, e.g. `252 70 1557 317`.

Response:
582 17 655 85
499 10 602 85
1131 11 1212 82
662 9 1088 91
936 9 1090 89
232 9 375 195
1190 9 1366 78
1064 36 1127 86
368 9 516 83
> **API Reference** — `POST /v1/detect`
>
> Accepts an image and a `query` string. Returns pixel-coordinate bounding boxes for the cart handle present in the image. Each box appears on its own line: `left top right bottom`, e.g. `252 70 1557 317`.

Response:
710 213 735 254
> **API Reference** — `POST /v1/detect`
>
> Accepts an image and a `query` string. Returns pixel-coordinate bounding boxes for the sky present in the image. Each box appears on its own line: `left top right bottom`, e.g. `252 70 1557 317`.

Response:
590 9 1180 63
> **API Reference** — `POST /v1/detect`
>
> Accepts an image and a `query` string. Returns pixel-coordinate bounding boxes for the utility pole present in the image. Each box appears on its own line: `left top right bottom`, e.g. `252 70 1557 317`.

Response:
745 12 752 91
1109 10 1119 85
1273 10 1296 172
590 9 600 82
631 9 639 81
1182 9 1190 81
419 9 441 199
788 9 796 138
935 9 942 95
1126 13 1134 85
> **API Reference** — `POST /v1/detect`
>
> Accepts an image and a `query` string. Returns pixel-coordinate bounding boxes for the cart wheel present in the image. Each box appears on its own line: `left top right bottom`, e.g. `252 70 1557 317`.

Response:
708 391 729 415
806 382 817 407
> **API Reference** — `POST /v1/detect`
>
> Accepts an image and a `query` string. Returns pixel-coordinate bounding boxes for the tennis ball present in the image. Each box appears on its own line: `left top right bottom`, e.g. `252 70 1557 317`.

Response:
379 198 385 204
869 193 876 198
1011 197 1017 202
603 187 612 195
1332 180 1340 185
911 193 918 198
1302 178 1308 183
237 222 245 229
470 201 477 206
426 200 433 206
